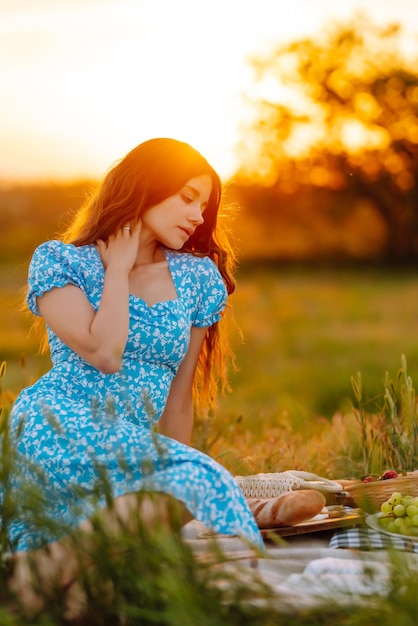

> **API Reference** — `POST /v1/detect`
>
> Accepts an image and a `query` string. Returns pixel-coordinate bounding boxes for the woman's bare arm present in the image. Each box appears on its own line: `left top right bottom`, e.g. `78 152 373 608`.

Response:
158 326 208 445
37 225 141 373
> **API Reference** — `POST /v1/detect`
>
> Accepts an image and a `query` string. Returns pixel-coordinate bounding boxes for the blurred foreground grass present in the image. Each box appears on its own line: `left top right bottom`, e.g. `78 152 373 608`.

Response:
1 462 418 626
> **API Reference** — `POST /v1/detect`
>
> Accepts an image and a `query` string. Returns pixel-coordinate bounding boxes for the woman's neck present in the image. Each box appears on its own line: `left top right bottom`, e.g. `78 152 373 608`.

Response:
133 238 164 267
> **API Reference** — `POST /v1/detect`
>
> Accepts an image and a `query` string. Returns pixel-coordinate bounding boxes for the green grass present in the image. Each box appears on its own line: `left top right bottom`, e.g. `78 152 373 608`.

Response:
0 263 50 391
218 264 418 419
195 264 418 477
3 263 418 623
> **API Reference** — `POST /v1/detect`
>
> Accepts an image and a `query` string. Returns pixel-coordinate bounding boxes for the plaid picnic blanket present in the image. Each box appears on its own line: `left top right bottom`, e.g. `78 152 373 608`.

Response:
330 527 418 553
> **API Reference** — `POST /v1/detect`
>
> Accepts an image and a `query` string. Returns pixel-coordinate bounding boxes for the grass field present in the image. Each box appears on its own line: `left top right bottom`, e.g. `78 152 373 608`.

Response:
2 262 418 478
2 262 418 624
202 264 418 477
218 263 418 416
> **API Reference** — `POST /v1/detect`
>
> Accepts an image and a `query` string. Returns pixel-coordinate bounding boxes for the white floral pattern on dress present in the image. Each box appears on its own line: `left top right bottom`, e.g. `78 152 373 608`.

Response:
7 241 264 551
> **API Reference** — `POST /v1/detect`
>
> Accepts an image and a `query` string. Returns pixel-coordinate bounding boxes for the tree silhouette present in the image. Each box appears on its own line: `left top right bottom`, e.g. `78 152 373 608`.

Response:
236 15 418 262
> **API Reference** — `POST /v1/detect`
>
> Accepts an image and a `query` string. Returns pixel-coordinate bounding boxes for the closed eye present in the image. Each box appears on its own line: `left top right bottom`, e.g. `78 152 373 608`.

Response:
180 193 207 214
181 193 193 204
180 182 210 214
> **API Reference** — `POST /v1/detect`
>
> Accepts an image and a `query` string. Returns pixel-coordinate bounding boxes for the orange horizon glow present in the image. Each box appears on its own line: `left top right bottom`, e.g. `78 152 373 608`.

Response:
1 0 418 185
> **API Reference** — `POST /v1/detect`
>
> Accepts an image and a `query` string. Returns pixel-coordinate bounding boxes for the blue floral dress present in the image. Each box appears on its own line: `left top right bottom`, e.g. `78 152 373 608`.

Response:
6 240 263 552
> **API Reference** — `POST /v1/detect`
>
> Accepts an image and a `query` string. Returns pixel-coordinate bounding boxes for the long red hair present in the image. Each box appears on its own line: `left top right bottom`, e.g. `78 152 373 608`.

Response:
60 138 238 409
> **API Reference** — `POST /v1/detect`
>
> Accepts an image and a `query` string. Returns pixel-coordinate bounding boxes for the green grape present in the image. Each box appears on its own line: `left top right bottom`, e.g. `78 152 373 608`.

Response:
389 492 403 506
407 505 418 518
381 501 393 514
377 491 418 537
393 504 406 517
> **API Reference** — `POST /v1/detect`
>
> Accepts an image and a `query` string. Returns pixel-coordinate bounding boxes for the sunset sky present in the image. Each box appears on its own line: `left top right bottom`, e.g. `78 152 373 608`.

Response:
1 0 417 183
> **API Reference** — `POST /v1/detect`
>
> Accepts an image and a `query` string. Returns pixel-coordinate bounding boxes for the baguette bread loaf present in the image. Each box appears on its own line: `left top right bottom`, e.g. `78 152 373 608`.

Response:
246 489 326 529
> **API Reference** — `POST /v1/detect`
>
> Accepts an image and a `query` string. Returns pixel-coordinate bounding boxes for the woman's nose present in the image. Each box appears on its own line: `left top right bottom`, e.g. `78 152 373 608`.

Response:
189 204 205 225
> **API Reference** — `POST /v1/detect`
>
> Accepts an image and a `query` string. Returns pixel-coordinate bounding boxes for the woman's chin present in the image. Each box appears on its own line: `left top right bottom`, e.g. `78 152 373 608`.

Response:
169 239 188 251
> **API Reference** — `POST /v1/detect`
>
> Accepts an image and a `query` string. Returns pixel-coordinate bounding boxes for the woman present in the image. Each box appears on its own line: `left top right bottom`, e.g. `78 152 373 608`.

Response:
6 138 264 605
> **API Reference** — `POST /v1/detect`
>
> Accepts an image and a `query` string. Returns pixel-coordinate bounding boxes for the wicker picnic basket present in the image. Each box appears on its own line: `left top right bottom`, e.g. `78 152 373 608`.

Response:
347 473 418 513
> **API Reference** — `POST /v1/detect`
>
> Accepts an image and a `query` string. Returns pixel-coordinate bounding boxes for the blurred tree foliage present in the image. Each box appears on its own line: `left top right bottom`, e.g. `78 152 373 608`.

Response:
233 15 418 263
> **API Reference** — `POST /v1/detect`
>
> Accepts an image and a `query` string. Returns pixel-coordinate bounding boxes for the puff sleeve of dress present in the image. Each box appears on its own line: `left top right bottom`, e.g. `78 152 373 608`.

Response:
191 256 228 328
27 240 85 316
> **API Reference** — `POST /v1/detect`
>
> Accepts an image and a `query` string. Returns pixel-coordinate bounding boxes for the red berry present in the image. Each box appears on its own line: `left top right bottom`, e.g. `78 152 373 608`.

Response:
379 470 398 480
363 476 377 483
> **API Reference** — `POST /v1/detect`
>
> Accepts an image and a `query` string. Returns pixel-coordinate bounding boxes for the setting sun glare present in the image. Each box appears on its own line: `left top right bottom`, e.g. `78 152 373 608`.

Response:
1 0 417 183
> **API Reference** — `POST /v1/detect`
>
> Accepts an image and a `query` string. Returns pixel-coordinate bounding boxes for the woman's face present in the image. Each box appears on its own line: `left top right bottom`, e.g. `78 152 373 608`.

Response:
141 174 212 249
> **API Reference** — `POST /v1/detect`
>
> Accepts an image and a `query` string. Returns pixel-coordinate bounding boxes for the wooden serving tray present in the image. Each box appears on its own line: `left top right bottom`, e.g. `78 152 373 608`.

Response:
260 509 364 538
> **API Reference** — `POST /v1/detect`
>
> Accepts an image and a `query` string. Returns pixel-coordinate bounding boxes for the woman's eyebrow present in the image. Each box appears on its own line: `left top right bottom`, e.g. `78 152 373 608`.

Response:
183 184 199 196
